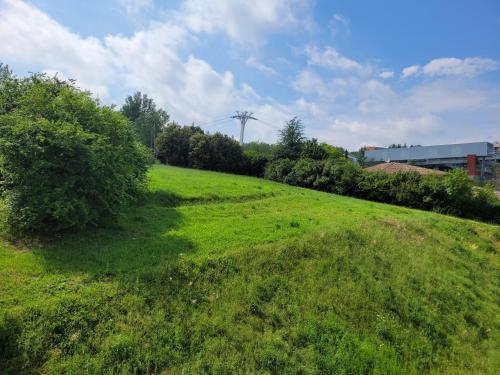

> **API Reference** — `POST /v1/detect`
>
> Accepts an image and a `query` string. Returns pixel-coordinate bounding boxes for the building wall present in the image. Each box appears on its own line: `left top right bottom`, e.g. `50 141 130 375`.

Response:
365 142 493 162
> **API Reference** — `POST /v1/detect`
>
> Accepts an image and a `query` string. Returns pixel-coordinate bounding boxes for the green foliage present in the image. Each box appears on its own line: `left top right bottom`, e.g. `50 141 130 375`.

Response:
266 150 499 223
274 117 305 160
301 138 328 160
350 147 368 166
0 63 13 85
121 91 169 151
189 132 244 173
318 158 363 195
443 169 473 211
240 142 276 177
264 158 295 181
0 165 498 373
241 149 269 177
243 141 276 158
155 123 203 166
286 158 324 187
320 143 346 160
0 74 150 234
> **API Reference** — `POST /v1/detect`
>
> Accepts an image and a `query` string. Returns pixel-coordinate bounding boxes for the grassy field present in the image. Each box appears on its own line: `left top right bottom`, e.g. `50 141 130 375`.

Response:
0 165 499 374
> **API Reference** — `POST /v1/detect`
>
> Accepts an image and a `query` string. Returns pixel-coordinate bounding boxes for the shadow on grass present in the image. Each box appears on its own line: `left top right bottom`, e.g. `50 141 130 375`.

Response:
35 190 194 276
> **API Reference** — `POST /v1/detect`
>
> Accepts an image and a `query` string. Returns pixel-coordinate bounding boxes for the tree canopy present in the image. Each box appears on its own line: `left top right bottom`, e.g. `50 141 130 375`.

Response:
121 92 169 151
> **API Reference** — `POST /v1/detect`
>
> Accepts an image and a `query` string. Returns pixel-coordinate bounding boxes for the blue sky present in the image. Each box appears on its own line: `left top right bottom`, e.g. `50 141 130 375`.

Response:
1 0 499 149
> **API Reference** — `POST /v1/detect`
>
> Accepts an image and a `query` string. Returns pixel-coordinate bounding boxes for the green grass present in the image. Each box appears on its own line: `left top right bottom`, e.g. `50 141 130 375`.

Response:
1 164 499 374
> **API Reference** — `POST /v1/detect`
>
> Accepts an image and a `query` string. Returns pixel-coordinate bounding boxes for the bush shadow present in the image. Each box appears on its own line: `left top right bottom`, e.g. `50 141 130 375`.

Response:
34 190 193 276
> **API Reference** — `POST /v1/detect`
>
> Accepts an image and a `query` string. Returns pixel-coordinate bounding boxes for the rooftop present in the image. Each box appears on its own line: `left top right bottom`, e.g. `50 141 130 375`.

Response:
365 162 446 176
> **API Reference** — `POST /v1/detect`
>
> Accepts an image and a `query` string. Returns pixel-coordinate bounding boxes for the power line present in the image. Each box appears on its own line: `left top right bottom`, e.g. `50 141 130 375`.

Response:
194 115 232 128
204 117 234 129
256 118 281 130
231 111 257 144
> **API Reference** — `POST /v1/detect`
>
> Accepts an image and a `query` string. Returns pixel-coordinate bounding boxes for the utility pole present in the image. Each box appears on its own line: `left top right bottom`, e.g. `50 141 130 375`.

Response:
232 111 257 145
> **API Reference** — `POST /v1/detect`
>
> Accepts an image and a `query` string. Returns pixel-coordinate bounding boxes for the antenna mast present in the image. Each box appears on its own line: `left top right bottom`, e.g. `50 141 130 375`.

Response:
232 111 257 145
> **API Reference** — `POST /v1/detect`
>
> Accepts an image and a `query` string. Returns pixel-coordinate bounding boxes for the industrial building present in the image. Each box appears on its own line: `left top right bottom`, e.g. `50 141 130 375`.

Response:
365 142 500 180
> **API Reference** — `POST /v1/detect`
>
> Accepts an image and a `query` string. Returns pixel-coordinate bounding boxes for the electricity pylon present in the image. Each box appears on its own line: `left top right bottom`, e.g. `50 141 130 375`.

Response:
232 111 257 145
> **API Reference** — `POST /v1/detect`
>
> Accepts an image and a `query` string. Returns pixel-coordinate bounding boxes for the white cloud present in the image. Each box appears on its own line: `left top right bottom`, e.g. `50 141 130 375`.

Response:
379 71 394 79
245 56 278 76
291 69 357 101
408 79 487 113
0 0 246 122
117 0 153 16
305 45 363 71
0 0 115 98
358 79 396 113
402 65 420 79
402 57 499 79
311 114 442 150
179 0 313 45
292 69 326 96
422 57 499 77
105 26 243 122
330 13 350 39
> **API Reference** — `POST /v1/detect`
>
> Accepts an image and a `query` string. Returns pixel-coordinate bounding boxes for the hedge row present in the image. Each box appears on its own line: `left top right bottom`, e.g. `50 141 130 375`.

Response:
264 158 500 223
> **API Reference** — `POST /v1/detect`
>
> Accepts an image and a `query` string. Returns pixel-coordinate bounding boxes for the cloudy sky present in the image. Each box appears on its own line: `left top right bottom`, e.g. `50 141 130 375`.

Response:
1 0 499 149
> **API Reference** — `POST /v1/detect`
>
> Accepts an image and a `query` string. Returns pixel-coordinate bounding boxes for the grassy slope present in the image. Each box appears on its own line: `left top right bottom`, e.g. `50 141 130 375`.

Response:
0 165 499 374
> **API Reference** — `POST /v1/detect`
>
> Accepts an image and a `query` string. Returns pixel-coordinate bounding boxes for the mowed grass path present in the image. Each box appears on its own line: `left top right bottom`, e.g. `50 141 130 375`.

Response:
0 165 499 374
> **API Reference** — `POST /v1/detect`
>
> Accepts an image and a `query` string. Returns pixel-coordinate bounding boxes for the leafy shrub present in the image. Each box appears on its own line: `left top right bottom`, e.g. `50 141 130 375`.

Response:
318 158 363 195
189 132 244 173
0 74 150 235
155 123 203 166
300 138 328 160
419 174 449 212
264 158 295 182
358 171 423 207
241 150 269 177
470 184 500 222
285 158 323 187
357 171 393 202
442 169 474 215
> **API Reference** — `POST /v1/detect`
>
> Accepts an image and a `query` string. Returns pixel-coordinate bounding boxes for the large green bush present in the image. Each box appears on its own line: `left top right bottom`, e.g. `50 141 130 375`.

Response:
155 123 203 167
285 158 323 187
319 158 363 195
0 74 150 235
189 132 244 173
264 158 295 182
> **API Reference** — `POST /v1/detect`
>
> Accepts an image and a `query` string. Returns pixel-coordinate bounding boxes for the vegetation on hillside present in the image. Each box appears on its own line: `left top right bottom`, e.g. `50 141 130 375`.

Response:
0 165 498 373
153 113 499 224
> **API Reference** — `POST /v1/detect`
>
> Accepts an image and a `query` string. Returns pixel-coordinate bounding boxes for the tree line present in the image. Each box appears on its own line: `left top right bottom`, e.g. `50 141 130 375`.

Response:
153 116 499 224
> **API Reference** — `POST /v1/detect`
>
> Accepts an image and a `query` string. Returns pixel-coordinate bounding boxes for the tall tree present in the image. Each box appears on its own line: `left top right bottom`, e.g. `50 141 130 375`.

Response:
121 92 169 151
274 117 305 160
